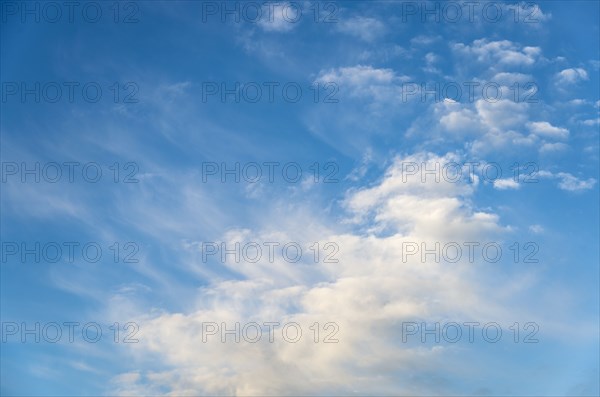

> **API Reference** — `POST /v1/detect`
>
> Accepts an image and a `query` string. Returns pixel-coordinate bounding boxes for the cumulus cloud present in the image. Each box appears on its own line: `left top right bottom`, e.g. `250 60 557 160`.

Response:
343 152 506 239
436 99 527 137
493 178 520 190
315 65 410 102
316 65 397 86
453 39 542 67
555 68 589 85
408 98 534 154
407 95 573 155
527 121 569 139
555 173 597 191
106 152 555 396
491 72 534 85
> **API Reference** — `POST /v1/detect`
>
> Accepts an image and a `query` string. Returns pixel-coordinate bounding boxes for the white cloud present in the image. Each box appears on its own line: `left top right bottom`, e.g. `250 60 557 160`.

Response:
555 68 589 85
431 99 535 154
257 3 298 32
27 136 588 394
453 39 542 67
315 65 409 102
410 35 440 46
527 121 569 139
568 99 587 106
491 72 534 85
476 99 528 130
425 52 438 64
108 152 576 395
423 52 441 74
434 98 529 140
316 65 397 86
539 171 597 192
493 178 520 190
407 95 576 155
581 118 600 126
439 106 482 133
342 152 505 239
540 142 569 153
337 16 385 42
357 44 409 63
346 148 373 181
555 172 597 191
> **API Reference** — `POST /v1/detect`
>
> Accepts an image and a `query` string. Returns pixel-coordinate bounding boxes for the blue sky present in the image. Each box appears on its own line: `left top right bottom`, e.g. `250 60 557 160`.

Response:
1 1 599 395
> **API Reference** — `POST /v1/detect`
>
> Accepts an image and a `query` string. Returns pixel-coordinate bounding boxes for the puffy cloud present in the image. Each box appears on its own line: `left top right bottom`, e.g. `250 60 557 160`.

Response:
408 96 574 155
412 98 534 154
435 98 525 137
555 68 589 85
527 121 569 139
493 178 520 190
315 65 410 102
107 152 548 395
491 72 534 85
555 173 597 191
343 152 506 239
316 65 397 86
439 106 482 133
453 39 542 67
475 99 529 129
